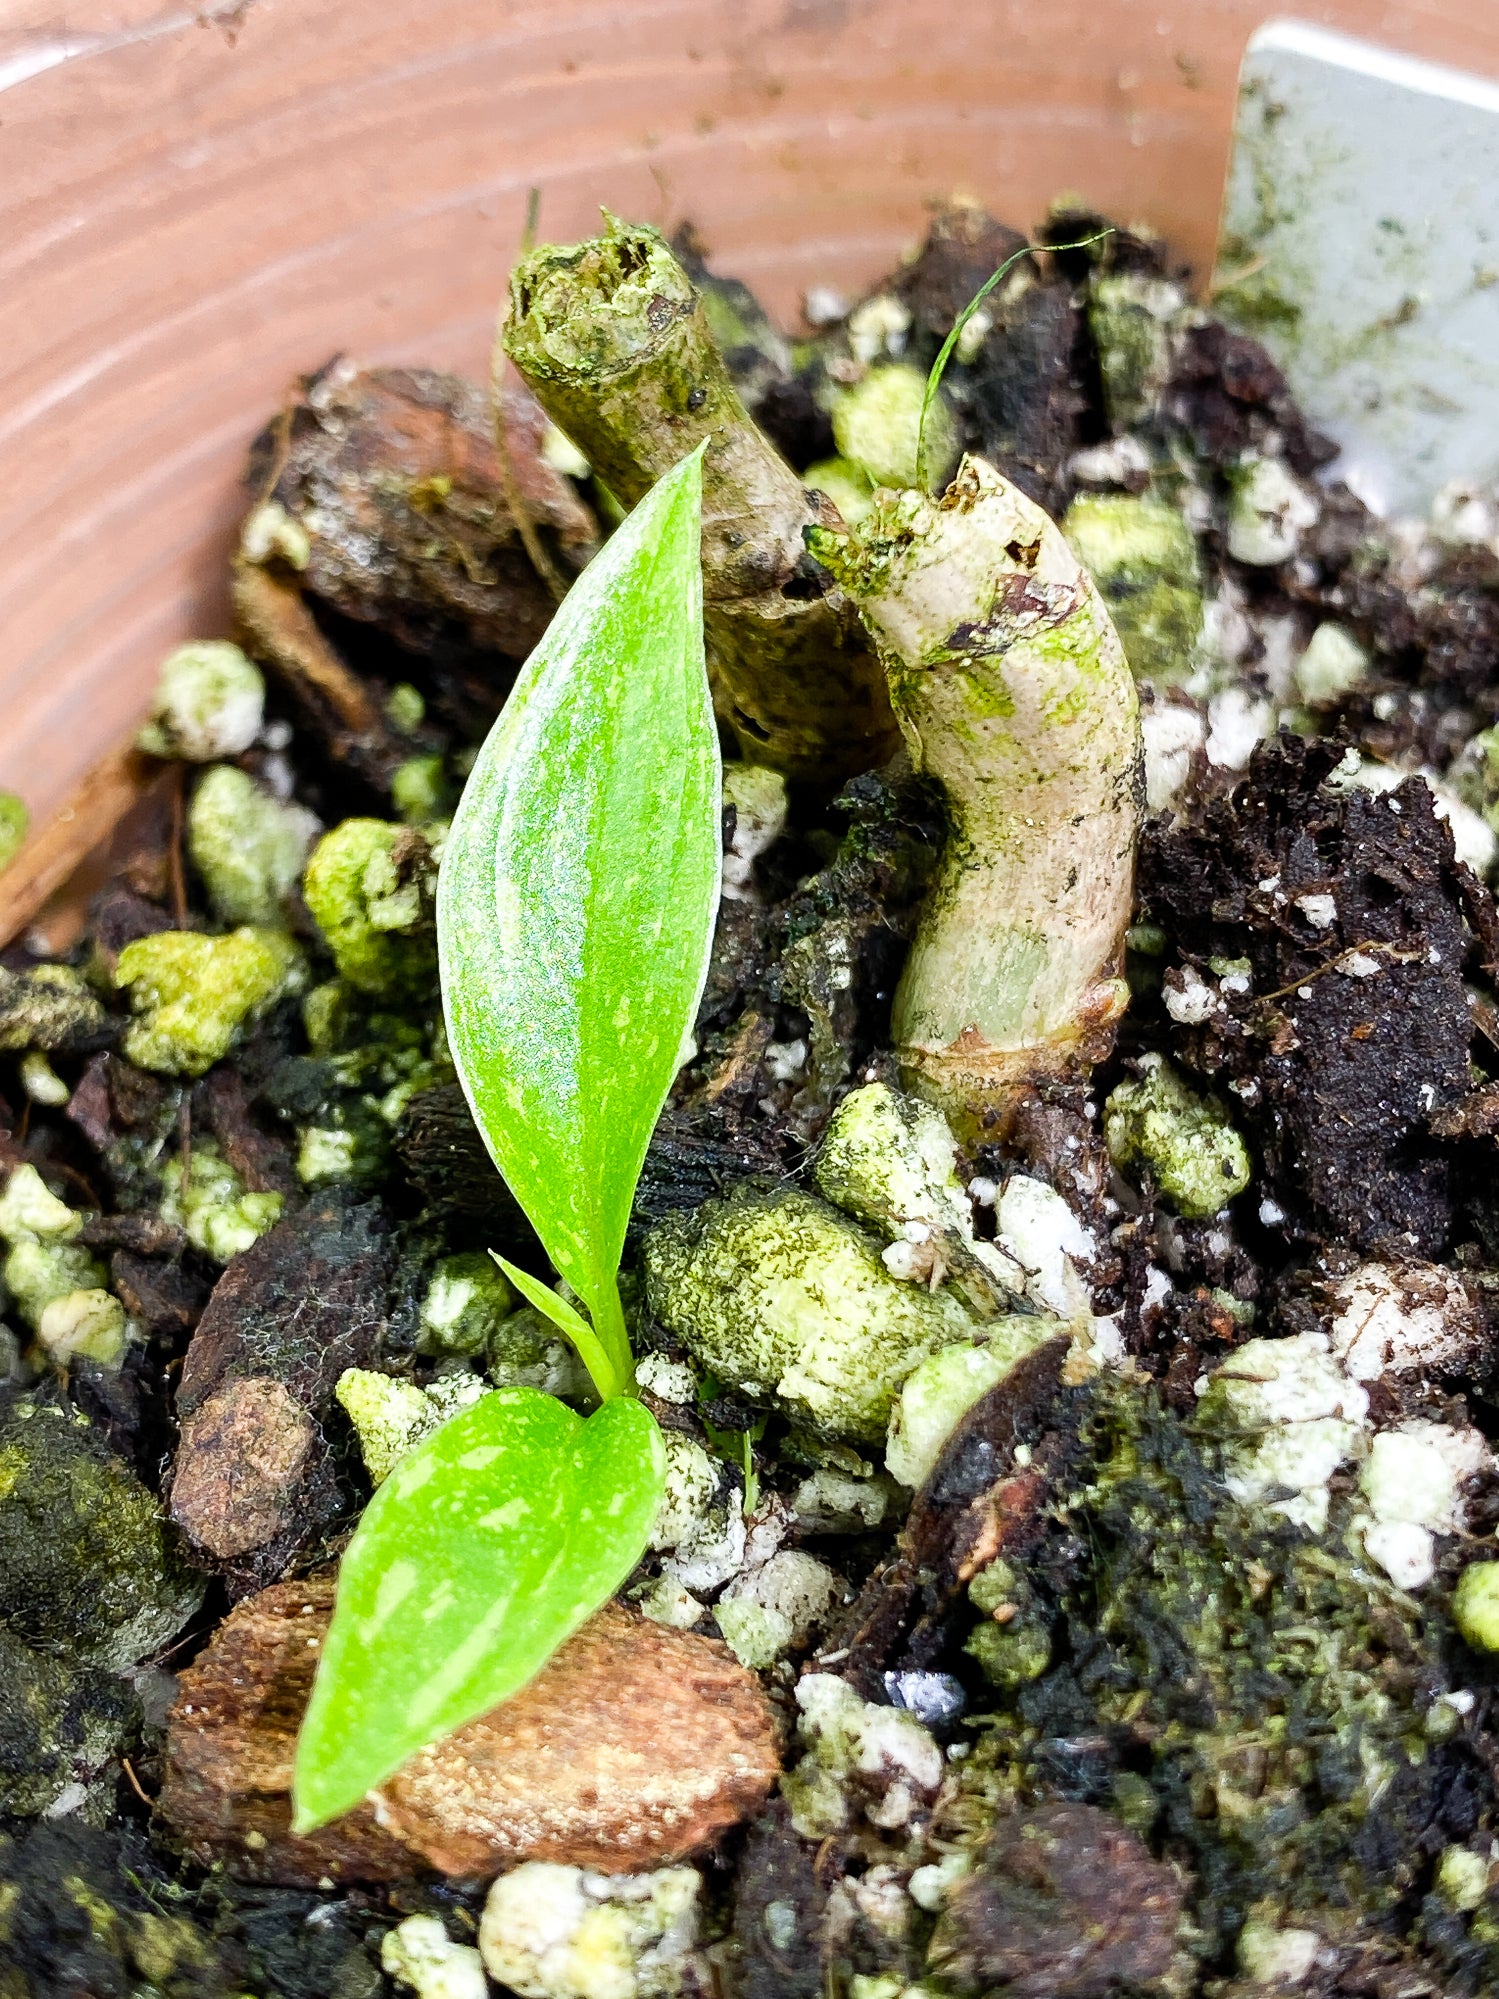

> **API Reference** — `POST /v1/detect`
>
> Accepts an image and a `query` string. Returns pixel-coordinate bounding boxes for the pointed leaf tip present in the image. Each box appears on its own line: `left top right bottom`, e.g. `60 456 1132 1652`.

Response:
437 444 720 1400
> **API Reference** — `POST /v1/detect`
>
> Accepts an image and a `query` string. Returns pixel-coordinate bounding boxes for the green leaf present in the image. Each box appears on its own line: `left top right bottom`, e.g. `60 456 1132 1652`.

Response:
493 1252 616 1399
438 442 720 1399
291 1388 666 1830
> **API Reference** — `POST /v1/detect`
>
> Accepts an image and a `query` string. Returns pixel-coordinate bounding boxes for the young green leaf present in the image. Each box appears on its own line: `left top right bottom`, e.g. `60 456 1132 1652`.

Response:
438 442 720 1399
292 1387 666 1831
494 1252 620 1400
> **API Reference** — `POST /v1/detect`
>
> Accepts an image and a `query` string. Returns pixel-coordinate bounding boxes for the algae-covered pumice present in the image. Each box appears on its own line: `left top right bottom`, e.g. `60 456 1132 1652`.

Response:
810 455 1143 1137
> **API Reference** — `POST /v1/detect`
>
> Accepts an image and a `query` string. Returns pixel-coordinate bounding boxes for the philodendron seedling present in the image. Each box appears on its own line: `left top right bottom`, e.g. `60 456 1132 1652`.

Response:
292 442 721 1831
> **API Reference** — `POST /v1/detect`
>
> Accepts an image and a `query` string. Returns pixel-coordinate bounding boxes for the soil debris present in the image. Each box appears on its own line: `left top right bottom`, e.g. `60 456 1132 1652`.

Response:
929 1801 1184 1998
170 1194 390 1589
1139 733 1482 1254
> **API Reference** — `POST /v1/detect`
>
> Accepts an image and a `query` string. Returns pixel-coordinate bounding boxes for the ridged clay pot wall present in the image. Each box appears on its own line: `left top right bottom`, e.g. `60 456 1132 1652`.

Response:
1 0 1495 936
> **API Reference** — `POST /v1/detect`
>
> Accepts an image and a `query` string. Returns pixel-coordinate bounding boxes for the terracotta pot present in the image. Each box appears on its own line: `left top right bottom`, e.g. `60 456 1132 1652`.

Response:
1 0 1495 940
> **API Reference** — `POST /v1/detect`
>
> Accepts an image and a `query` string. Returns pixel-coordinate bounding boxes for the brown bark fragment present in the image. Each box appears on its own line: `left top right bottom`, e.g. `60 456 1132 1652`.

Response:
157 1581 414 1886
232 561 411 793
170 1378 316 1560
78 1212 189 1258
158 1583 781 1885
928 1802 1183 1998
170 1196 390 1588
108 1248 208 1339
177 1196 388 1416
250 362 595 663
204 1065 298 1196
379 1600 782 1875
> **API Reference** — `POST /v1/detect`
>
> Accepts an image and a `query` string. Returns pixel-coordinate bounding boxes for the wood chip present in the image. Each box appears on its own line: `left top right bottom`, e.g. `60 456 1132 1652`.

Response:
158 1582 781 1885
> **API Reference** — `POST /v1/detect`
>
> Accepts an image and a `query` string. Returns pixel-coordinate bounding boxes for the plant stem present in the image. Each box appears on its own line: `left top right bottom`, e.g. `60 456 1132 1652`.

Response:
496 1255 633 1402
503 215 899 787
489 324 568 605
809 456 1142 1133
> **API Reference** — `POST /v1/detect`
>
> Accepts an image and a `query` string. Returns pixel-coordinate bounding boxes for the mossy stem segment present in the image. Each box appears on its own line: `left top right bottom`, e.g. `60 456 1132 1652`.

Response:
810 456 1142 1128
489 319 568 604
503 216 899 787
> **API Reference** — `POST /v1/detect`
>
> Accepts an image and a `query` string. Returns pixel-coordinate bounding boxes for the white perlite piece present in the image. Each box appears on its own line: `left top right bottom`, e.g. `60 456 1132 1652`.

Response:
721 766 788 901
633 1574 704 1630
1163 964 1222 1026
660 1501 748 1597
1069 434 1153 488
803 284 849 329
788 1466 899 1536
1202 1333 1369 1533
717 1550 844 1667
1237 1919 1321 1987
1325 1260 1480 1381
660 1486 792 1601
648 1432 722 1553
1256 611 1303 700
1435 788 1498 877
335 1368 490 1486
818 1080 985 1251
479 1863 703 1999
1359 1421 1492 1590
764 1038 808 1083
381 1915 488 1999
1199 579 1254 668
540 422 592 480
1226 456 1320 565
1295 621 1368 707
1205 686 1274 770
241 499 311 569
846 294 911 363
1203 1320 1493 1587
1436 1844 1492 1912
1295 892 1337 929
907 1851 972 1912
0 1164 80 1244
418 1254 516 1357
136 641 265 761
1142 701 1207 810
812 1081 1027 1310
784 1674 944 1839
36 1289 128 1370
634 1352 698 1405
19 1051 69 1107
995 1176 1096 1321
1432 479 1499 555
